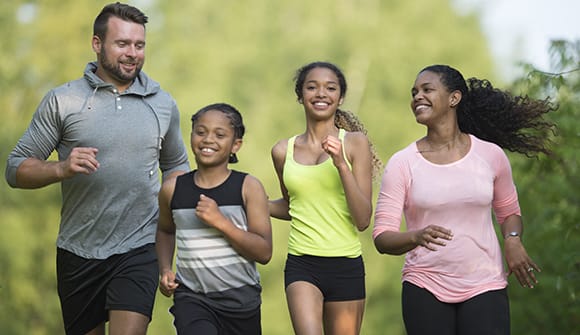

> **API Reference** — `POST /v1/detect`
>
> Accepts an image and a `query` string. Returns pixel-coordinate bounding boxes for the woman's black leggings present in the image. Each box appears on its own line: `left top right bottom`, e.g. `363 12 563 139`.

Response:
402 281 510 335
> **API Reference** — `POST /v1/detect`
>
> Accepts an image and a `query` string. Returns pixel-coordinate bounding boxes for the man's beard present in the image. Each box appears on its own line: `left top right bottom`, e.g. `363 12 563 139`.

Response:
98 48 142 84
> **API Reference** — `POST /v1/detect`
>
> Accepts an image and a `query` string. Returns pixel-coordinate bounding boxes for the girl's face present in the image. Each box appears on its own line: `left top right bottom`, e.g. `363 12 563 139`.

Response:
410 70 457 126
190 109 241 168
300 67 344 120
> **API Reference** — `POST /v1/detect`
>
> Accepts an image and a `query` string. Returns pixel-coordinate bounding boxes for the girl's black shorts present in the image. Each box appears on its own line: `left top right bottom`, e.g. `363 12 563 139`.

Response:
171 287 262 335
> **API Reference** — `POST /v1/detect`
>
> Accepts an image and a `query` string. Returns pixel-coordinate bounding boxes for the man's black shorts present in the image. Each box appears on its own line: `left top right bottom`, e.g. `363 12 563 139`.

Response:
56 243 158 335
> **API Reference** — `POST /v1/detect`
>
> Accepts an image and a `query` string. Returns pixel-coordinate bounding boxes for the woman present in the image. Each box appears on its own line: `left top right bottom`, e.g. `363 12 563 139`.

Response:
269 61 381 335
373 64 555 335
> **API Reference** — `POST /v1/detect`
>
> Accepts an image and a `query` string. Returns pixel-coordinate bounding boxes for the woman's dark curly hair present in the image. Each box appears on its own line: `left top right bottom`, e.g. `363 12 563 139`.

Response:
294 61 383 177
420 65 556 156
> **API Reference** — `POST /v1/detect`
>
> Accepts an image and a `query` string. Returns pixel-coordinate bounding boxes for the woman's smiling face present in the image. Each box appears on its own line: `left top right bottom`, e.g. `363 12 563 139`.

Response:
411 70 456 126
301 67 344 120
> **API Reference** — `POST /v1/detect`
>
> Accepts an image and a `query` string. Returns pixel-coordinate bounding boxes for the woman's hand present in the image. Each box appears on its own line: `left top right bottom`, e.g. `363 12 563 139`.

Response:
322 134 347 169
413 225 453 251
504 237 540 288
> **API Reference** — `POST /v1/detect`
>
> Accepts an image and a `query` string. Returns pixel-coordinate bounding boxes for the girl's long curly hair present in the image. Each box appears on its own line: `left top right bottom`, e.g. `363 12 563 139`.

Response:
294 61 383 177
421 65 556 156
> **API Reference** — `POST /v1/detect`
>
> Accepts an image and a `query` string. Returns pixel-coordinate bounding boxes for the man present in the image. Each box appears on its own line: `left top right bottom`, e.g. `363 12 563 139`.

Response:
5 3 189 334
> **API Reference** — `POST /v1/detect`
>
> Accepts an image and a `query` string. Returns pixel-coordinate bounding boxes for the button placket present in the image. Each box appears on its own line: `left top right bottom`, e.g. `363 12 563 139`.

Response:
113 89 122 110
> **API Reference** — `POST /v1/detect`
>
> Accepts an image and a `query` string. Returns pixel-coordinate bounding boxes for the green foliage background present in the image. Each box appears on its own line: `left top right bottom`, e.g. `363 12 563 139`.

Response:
506 40 580 335
0 1 577 334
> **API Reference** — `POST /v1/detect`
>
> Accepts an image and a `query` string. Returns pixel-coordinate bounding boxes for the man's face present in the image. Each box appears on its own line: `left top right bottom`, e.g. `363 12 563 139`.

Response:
93 16 145 91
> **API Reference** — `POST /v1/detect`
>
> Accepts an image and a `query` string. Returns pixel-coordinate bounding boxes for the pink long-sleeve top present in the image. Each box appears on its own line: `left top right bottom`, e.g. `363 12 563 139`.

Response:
373 135 521 303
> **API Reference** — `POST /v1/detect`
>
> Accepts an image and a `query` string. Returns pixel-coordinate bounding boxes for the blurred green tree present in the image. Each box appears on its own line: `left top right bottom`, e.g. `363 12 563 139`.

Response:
507 39 579 335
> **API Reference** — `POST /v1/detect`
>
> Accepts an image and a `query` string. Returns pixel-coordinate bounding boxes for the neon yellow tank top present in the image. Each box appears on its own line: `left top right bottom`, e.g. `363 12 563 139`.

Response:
283 129 362 257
